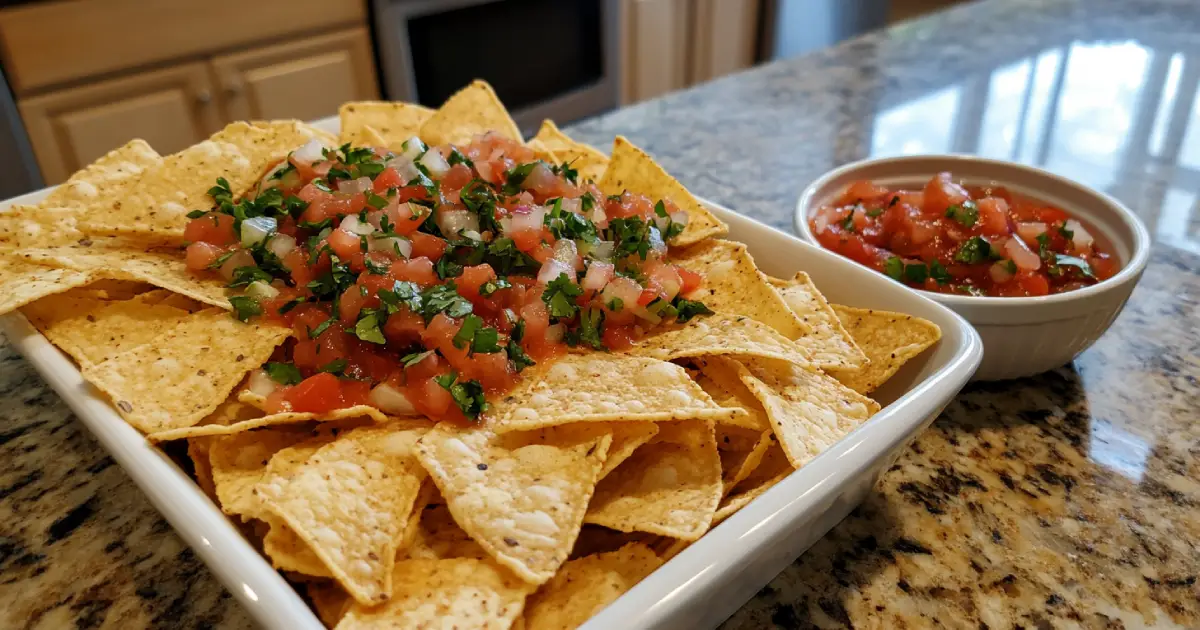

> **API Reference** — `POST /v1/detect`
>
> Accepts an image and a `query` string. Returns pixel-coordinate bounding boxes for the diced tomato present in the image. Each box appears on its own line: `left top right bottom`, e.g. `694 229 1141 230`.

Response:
384 309 426 345
184 213 237 246
922 172 970 217
440 164 473 190
457 264 497 302
285 373 343 414
283 249 315 287
976 197 1011 237
840 180 891 205
389 257 438 287
602 325 637 351
677 267 704 296
409 232 447 261
509 227 543 252
372 167 404 192
185 241 226 271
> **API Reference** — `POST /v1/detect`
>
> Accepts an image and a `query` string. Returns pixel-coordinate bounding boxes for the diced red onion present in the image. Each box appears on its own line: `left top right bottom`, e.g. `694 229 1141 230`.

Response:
436 208 480 237
337 176 373 195
537 258 575 284
246 369 279 398
369 382 417 416
1005 237 1041 270
291 139 326 164
339 214 376 236
369 235 412 258
544 323 566 343
989 261 1015 284
582 262 615 291
266 233 296 259
418 150 451 178
240 216 277 247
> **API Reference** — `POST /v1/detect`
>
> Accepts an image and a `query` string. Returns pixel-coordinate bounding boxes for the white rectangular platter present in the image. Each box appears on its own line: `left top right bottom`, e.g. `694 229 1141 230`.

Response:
0 117 982 629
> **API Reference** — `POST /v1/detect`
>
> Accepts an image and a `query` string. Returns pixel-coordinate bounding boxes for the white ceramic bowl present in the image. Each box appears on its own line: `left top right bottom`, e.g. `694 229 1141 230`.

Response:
794 155 1151 381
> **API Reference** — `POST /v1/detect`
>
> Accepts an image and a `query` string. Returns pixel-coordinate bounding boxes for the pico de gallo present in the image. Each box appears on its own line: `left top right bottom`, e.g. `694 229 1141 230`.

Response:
183 133 711 423
809 173 1120 297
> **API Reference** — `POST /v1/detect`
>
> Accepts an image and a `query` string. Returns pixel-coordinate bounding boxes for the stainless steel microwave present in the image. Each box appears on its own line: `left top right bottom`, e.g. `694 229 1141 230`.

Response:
371 0 621 134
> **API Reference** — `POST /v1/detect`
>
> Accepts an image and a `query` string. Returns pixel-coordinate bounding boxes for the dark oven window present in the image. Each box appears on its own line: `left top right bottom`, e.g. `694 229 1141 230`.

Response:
408 0 603 110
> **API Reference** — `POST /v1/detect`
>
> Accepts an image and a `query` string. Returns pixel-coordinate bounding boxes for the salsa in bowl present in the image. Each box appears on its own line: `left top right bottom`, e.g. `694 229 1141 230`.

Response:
795 155 1150 380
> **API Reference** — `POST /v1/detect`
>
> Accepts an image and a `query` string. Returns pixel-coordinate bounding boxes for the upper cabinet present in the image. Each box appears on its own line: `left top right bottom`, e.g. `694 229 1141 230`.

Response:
0 0 377 184
211 29 379 123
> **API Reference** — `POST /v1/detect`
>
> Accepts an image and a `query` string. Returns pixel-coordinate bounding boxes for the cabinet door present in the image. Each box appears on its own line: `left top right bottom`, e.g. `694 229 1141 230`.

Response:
18 62 220 184
691 0 760 83
211 28 379 123
623 0 692 104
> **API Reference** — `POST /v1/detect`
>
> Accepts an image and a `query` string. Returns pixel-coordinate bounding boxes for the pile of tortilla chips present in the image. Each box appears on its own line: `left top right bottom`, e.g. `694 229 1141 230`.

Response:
0 80 942 629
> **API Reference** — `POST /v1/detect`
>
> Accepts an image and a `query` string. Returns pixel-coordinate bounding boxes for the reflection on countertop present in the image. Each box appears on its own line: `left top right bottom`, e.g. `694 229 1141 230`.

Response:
0 0 1197 628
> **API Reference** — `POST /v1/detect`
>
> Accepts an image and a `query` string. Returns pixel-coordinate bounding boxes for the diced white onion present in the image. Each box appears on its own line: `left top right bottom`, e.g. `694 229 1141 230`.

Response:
652 212 671 232
219 249 256 280
337 176 373 195
436 208 480 237
1065 219 1094 249
369 235 412 258
369 383 417 416
544 323 566 343
669 211 689 229
247 369 279 397
266 233 296 259
292 139 327 164
633 305 662 325
245 280 280 301
503 205 547 235
647 226 667 256
397 137 426 163
1016 221 1047 245
588 201 607 225
240 216 277 247
1005 237 1041 270
393 160 423 182
814 214 829 233
589 240 615 261
418 150 451 179
989 261 1015 284
339 214 376 236
537 258 575 284
552 238 578 264
600 277 642 308
560 197 582 215
582 262 615 291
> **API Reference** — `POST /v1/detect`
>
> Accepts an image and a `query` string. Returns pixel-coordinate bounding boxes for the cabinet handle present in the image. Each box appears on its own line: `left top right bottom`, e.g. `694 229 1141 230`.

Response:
195 89 213 105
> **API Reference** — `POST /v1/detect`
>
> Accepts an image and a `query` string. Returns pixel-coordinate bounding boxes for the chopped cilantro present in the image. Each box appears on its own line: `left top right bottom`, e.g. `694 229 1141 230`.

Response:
944 200 979 227
306 255 354 299
507 338 536 372
1004 259 1018 274
1058 222 1074 241
365 192 389 210
353 311 387 344
229 296 262 322
378 280 423 314
884 256 905 281
479 277 512 296
401 350 434 368
673 297 713 323
929 259 952 285
1053 254 1095 279
953 236 993 264
606 297 624 312
364 256 390 275
207 250 237 270
448 149 474 168
576 307 605 350
1035 232 1052 260
607 217 652 260
452 314 484 350
318 358 348 375
903 262 928 284
226 265 273 288
542 274 583 321
552 160 579 185
308 318 336 339
186 209 206 219
419 283 473 321
298 217 333 232
841 211 856 231
501 162 538 195
956 284 987 296
276 296 306 315
435 254 463 279
264 362 302 385
434 373 487 420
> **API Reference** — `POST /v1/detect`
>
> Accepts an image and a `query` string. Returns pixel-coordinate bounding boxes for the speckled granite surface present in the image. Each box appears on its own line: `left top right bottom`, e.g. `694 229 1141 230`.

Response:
2 0 1198 627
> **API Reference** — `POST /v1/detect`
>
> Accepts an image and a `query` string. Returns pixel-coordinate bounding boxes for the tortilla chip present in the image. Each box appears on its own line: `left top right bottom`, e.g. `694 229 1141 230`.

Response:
769 273 868 369
528 120 610 183
600 422 660 480
264 517 333 578
598 136 727 247
264 423 430 605
672 240 808 340
209 427 318 518
405 503 490 561
732 358 880 469
145 405 392 443
0 254 96 315
415 423 612 585
489 354 740 433
336 557 531 629
717 426 773 496
307 581 352 628
20 247 231 309
80 308 290 433
523 543 662 630
22 292 191 367
81 279 156 300
339 101 433 149
78 121 324 244
42 138 163 211
0 205 88 248
188 437 218 502
825 305 942 394
420 80 522 147
715 442 793 525
586 420 722 541
627 312 812 368
692 357 770 432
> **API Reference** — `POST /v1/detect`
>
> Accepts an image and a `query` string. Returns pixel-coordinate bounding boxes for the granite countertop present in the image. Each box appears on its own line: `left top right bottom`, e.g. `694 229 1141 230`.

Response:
2 0 1198 627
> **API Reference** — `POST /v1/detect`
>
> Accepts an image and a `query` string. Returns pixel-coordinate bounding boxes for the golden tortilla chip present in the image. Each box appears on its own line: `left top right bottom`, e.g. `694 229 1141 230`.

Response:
769 273 868 369
415 423 612 585
307 581 352 628
210 427 318 518
489 354 740 433
42 138 163 210
80 308 290 433
22 292 191 367
692 356 770 432
78 121 325 243
528 119 609 183
336 557 531 629
0 205 87 248
20 247 231 309
405 503 490 561
0 253 96 315
145 405 391 443
672 240 808 340
600 422 660 480
825 305 942 394
420 80 522 147
339 101 433 149
715 442 793 525
598 136 727 247
264 423 430 606
264 517 333 578
586 420 722 541
716 426 773 496
188 436 218 502
523 543 662 630
627 312 812 368
733 358 880 469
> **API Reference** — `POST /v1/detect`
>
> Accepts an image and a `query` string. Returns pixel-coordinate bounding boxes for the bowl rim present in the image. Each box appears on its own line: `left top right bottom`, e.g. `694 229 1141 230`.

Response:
793 153 1152 309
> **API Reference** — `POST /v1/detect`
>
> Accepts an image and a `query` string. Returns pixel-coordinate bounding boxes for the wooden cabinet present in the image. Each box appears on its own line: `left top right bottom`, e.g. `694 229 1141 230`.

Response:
691 0 761 83
212 29 379 123
18 62 221 184
623 0 693 103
